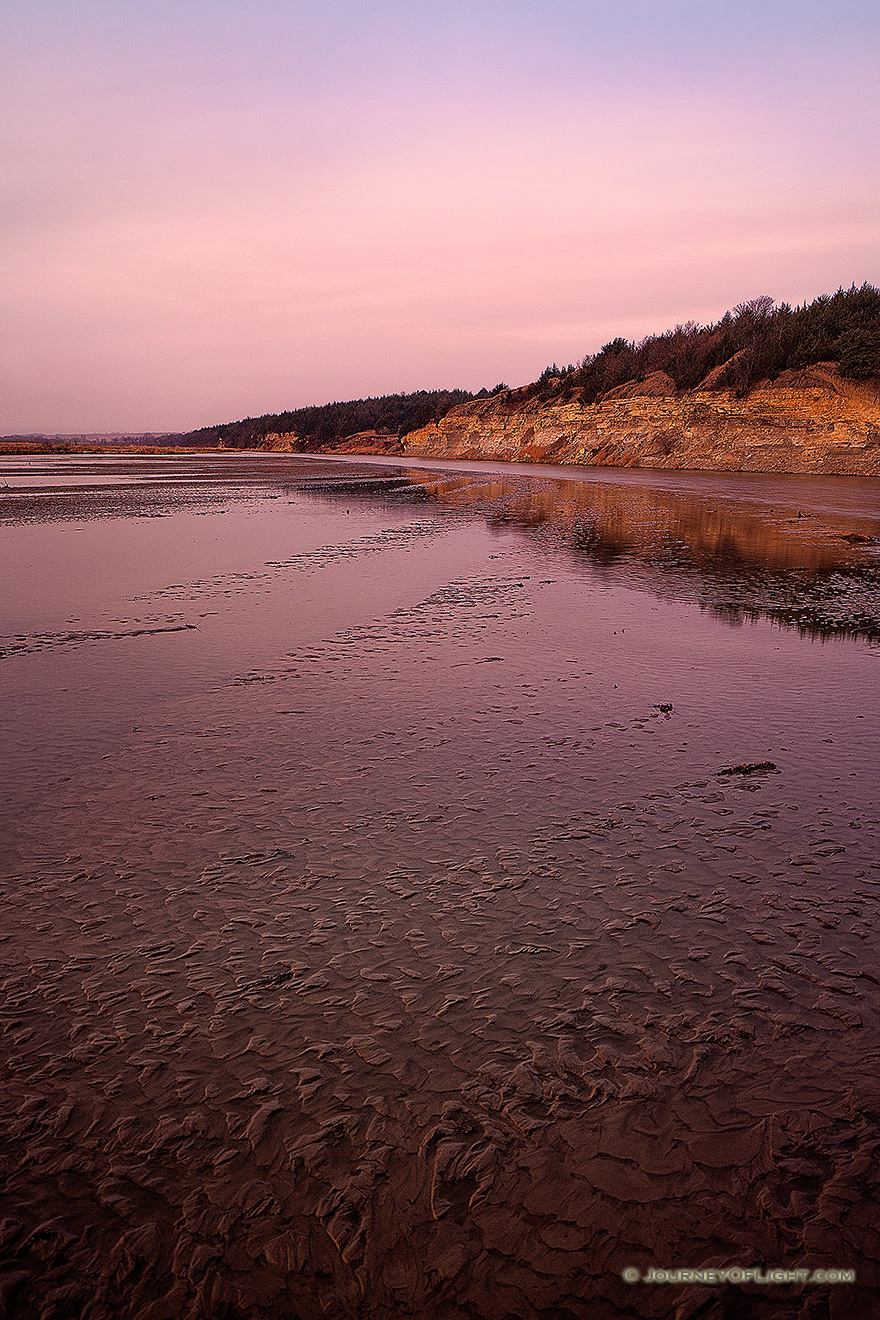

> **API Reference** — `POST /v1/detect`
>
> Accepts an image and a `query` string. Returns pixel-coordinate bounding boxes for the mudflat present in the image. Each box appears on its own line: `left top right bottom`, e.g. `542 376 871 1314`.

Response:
1 453 879 1319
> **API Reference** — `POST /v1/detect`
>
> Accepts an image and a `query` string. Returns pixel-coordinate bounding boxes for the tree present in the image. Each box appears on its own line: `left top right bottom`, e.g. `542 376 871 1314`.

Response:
839 324 880 379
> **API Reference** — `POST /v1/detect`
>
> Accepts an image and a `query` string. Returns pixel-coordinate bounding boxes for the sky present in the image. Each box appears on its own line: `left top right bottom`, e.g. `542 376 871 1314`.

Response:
2 0 879 434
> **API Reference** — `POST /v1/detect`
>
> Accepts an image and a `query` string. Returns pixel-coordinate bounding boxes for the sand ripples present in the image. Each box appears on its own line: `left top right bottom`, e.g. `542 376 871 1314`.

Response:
2 457 878 1318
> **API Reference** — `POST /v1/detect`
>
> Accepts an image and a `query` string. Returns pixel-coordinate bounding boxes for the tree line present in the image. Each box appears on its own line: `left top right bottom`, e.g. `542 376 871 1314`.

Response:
174 387 508 450
165 285 879 450
524 283 880 406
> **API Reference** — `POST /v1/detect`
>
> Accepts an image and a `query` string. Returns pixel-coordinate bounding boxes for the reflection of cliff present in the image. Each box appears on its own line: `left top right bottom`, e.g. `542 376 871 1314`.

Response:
392 469 880 643
403 365 880 476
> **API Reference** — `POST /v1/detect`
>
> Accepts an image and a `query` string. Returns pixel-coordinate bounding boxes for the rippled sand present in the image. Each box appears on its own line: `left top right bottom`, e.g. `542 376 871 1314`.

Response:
1 455 879 1319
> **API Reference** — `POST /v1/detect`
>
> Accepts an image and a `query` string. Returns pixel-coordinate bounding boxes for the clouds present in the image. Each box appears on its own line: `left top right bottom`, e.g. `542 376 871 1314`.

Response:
2 1 878 431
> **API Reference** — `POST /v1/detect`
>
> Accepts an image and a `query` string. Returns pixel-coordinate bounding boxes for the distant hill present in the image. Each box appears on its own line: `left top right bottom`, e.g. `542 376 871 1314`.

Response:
173 388 503 451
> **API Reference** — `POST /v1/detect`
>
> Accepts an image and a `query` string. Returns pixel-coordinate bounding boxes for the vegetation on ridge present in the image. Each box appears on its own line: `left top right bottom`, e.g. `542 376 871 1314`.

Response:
176 285 879 452
526 283 880 405
174 388 507 450
7 287 876 454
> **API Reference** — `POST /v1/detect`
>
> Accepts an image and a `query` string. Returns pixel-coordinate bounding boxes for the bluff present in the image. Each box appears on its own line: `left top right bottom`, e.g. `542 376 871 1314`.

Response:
402 364 880 476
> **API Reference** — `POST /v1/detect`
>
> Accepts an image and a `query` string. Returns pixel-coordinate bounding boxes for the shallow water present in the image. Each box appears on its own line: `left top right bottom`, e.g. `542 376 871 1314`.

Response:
1 453 879 1319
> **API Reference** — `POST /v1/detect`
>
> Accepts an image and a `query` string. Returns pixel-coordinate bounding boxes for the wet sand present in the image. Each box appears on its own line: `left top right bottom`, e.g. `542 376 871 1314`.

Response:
1 454 879 1319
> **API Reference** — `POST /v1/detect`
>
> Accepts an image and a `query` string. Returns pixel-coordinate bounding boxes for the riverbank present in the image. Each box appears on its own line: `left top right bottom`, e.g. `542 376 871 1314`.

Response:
402 364 880 476
0 441 204 456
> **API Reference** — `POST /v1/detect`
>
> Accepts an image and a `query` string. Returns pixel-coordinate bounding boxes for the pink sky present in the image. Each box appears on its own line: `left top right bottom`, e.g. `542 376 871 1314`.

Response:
3 0 879 433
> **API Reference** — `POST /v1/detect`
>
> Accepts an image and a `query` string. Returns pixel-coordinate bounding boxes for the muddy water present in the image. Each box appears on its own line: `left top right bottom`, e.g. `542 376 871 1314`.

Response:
1 453 879 1320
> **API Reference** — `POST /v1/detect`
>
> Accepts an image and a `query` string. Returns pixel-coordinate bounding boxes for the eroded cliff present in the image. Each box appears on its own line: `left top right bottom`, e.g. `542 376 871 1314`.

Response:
403 364 880 475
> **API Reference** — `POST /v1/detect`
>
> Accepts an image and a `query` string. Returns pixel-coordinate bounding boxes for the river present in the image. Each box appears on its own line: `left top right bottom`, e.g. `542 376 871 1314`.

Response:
1 451 878 1319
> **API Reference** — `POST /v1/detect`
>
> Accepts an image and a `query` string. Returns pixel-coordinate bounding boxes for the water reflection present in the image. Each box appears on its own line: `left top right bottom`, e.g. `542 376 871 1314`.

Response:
309 465 880 644
3 453 878 644
393 468 878 569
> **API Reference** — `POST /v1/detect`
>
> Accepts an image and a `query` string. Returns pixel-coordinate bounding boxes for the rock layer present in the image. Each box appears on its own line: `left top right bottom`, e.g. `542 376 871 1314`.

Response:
403 365 880 475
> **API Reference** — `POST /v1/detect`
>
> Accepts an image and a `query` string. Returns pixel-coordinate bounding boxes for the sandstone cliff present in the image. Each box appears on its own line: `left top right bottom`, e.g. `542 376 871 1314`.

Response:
402 364 880 476
259 429 404 455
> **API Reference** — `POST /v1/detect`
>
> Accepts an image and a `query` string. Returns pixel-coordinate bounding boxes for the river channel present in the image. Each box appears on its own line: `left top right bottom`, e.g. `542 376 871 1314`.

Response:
1 451 878 1320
